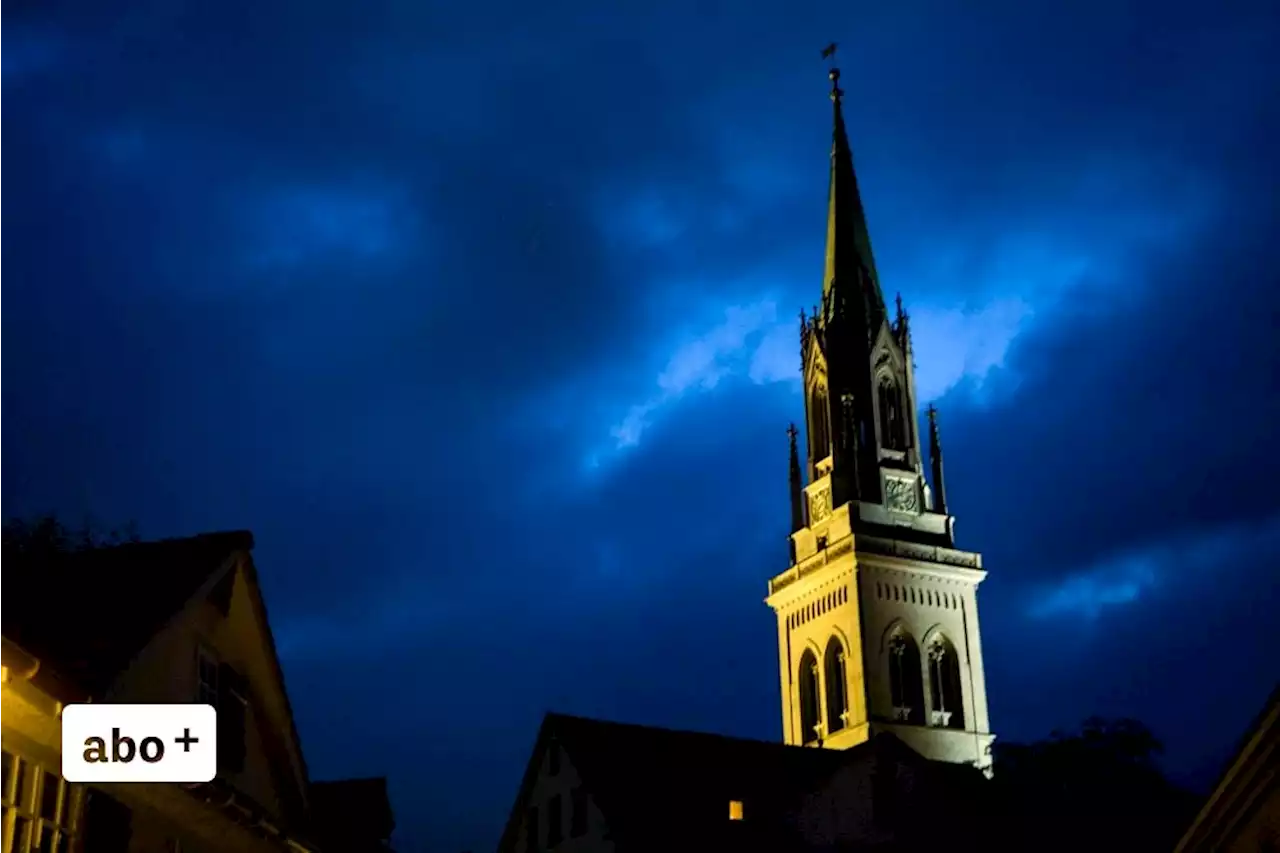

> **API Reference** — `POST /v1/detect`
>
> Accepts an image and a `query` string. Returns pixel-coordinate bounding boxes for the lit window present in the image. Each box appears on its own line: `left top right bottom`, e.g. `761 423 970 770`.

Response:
728 800 744 821
2 750 82 853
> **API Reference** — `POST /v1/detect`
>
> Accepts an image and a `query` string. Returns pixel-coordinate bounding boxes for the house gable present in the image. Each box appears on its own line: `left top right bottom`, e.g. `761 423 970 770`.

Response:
79 541 312 833
498 720 613 853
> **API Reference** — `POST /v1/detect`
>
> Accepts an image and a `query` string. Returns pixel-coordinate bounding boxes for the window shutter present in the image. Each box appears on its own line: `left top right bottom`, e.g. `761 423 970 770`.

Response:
217 663 248 775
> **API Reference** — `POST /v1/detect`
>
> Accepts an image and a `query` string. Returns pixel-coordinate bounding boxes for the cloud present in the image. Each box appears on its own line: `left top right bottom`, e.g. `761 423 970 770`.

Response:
4 0 1278 851
1026 514 1280 622
910 299 1033 403
607 288 1038 451
242 184 418 271
1027 545 1161 621
2 26 65 82
90 126 149 167
611 299 780 448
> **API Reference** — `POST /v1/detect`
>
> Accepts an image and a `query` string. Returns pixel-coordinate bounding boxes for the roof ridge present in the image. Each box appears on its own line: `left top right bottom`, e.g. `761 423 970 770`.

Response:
545 712 832 751
78 529 256 554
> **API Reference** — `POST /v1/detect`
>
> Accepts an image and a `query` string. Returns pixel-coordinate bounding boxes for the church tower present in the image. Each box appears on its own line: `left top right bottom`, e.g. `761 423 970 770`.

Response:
765 60 995 774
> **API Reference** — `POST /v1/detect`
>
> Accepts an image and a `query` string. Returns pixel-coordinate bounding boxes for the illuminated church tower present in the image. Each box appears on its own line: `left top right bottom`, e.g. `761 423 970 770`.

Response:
765 61 995 774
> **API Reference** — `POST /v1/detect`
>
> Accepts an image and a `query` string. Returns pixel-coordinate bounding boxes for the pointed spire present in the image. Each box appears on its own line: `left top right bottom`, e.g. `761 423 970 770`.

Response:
928 405 948 516
822 54 886 338
788 423 805 533
895 292 912 351
793 307 803 371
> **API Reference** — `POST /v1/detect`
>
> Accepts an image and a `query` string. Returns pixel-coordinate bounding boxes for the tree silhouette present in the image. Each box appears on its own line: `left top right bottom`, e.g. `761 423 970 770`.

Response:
2 513 141 559
990 717 1199 852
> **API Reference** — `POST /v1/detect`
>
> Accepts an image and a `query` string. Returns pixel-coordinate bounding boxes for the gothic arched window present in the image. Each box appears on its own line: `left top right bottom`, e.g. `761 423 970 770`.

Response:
877 376 905 451
887 632 924 724
798 649 822 745
824 637 848 735
927 636 966 730
809 386 831 463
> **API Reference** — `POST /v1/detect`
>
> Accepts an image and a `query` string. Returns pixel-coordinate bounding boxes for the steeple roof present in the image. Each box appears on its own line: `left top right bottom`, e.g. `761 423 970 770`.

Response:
823 67 886 339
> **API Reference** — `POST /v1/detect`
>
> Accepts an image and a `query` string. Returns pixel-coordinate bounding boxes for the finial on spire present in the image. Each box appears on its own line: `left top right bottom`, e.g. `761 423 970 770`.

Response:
927 405 948 520
822 43 843 103
788 422 805 536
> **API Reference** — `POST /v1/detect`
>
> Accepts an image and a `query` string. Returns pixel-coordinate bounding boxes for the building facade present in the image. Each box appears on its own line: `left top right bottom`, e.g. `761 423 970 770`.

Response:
1 527 396 853
2 639 86 853
764 65 995 773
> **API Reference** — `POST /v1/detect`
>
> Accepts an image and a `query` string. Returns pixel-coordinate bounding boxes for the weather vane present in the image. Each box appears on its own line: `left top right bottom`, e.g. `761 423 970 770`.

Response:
821 43 842 100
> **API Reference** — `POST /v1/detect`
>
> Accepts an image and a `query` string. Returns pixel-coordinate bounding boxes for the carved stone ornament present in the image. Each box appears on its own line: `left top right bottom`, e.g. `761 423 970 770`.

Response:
884 478 920 513
927 641 948 663
809 486 833 524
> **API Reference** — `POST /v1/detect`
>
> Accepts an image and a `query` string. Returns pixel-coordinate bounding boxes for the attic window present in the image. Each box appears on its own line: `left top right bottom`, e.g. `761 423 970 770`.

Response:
548 742 560 776
728 800 744 821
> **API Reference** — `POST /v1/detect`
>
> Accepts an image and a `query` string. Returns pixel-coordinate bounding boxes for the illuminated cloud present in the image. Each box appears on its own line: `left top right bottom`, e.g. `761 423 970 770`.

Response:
605 287 1037 451
1027 513 1280 621
910 298 1033 403
1027 551 1159 621
611 299 780 448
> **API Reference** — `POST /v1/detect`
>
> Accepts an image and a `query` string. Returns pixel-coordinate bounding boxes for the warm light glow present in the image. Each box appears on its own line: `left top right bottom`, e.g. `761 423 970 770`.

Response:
0 665 8 683
728 800 743 821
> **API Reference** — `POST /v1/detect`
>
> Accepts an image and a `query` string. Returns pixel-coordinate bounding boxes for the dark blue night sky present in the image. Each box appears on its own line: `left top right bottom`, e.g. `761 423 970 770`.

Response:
4 1 1279 850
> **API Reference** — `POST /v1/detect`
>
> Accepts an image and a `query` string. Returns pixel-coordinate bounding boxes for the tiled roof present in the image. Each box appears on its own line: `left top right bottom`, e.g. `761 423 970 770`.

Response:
2 530 253 696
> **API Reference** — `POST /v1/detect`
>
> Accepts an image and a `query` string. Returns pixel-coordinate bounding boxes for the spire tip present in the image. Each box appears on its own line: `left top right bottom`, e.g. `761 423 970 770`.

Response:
821 42 843 102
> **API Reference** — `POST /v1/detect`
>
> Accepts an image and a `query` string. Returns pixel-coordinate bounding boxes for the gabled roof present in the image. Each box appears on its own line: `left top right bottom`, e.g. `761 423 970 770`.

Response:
4 529 324 841
499 713 937 853
235 550 316 832
2 530 253 696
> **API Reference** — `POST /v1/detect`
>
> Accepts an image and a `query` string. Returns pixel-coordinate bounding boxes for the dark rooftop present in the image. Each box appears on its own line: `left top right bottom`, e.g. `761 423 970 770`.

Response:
2 530 253 696
503 713 876 853
311 777 396 849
